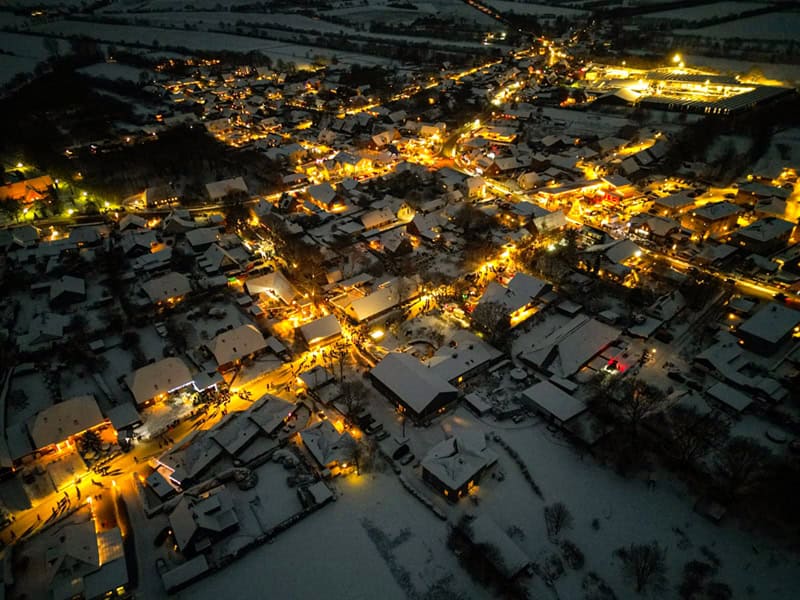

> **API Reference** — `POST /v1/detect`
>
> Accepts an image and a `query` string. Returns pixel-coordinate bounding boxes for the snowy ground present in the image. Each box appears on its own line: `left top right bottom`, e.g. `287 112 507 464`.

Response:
642 1 764 23
484 0 587 17
677 11 800 41
28 21 397 67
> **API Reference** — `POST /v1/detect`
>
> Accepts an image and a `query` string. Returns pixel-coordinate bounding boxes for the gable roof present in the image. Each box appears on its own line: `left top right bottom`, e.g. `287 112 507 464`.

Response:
371 352 457 415
126 357 194 406
142 272 191 304
29 395 105 449
208 324 266 366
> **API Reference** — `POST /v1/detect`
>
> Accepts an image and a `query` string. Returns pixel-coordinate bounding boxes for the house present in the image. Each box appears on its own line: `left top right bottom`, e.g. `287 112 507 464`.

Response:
370 352 458 423
307 182 337 209
520 381 586 426
46 520 129 600
476 273 551 327
518 315 620 378
343 277 419 323
737 302 800 355
0 174 53 202
652 192 695 217
628 214 680 245
169 486 240 556
49 275 86 306
421 433 497 500
142 272 192 306
731 217 794 254
245 271 299 304
361 207 396 231
120 230 157 257
27 395 106 455
126 357 195 408
205 176 248 201
300 420 356 470
207 324 267 371
465 176 486 199
426 329 503 384
118 213 147 231
185 227 220 252
298 314 342 348
682 201 742 240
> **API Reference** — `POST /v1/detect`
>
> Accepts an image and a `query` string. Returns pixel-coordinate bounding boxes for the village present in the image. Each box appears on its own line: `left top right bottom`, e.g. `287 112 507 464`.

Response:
1 4 800 599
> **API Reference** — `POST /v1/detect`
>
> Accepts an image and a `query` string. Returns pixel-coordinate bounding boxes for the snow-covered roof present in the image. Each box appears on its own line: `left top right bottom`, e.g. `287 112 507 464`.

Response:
345 277 419 322
521 380 586 423
28 395 105 449
308 182 337 205
734 217 794 243
421 434 497 493
738 302 800 345
185 227 220 248
706 381 752 412
142 272 192 304
298 314 342 346
49 275 86 302
126 357 194 406
300 420 356 467
246 271 299 304
427 329 502 383
205 176 248 200
371 352 457 415
249 394 295 434
519 315 620 378
208 324 266 366
478 273 550 315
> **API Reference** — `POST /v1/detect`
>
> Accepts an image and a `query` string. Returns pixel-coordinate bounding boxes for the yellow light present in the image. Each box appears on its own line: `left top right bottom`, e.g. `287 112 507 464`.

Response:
16 162 23 168
672 54 681 64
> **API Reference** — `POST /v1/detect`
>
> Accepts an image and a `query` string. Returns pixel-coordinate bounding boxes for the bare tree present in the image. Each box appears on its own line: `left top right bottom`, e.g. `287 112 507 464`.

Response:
471 300 511 349
615 541 668 595
340 379 367 419
667 405 730 468
714 436 772 499
614 378 667 442
544 502 573 539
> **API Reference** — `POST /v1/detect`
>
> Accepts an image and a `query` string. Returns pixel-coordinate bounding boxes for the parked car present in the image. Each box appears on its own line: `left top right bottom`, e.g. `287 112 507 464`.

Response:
655 330 674 343
365 422 384 435
667 371 685 383
399 453 415 466
375 430 390 441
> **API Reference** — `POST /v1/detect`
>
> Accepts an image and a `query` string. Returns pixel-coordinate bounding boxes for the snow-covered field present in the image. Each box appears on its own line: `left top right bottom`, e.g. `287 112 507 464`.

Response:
484 0 587 17
643 1 764 22
678 11 800 41
77 62 162 83
686 54 800 85
28 21 396 66
0 55 39 86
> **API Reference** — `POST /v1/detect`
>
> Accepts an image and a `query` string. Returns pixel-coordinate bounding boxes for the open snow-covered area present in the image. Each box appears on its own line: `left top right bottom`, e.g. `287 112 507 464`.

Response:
77 62 163 83
642 1 764 22
678 11 800 41
0 55 38 86
686 54 800 85
29 20 397 66
484 0 587 17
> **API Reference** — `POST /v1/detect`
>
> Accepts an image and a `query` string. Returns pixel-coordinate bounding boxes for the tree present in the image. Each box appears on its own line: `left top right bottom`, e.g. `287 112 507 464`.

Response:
471 301 511 350
340 379 367 419
544 502 573 539
615 541 668 595
714 436 772 499
79 429 103 453
614 378 667 443
667 405 730 468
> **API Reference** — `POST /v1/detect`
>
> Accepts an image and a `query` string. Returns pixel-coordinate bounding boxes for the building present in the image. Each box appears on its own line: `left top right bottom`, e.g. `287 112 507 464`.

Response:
681 201 742 240
49 275 86 306
126 357 195 408
730 217 794 255
142 272 192 306
207 324 267 371
370 352 458 423
298 314 342 348
0 174 53 203
27 395 107 455
343 277 419 324
519 315 620 378
421 433 497 501
169 486 240 556
205 176 248 201
476 273 551 327
245 270 299 304
737 302 800 355
520 381 586 426
300 420 356 471
46 520 129 600
461 515 532 580
426 329 503 384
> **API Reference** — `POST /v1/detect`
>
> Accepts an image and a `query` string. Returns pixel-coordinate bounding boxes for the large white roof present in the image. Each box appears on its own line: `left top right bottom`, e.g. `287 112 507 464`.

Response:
246 270 298 304
208 324 266 366
520 315 620 378
28 395 105 449
521 380 586 422
371 352 457 415
739 302 800 344
298 314 342 346
126 357 194 406
421 434 497 492
142 272 191 304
